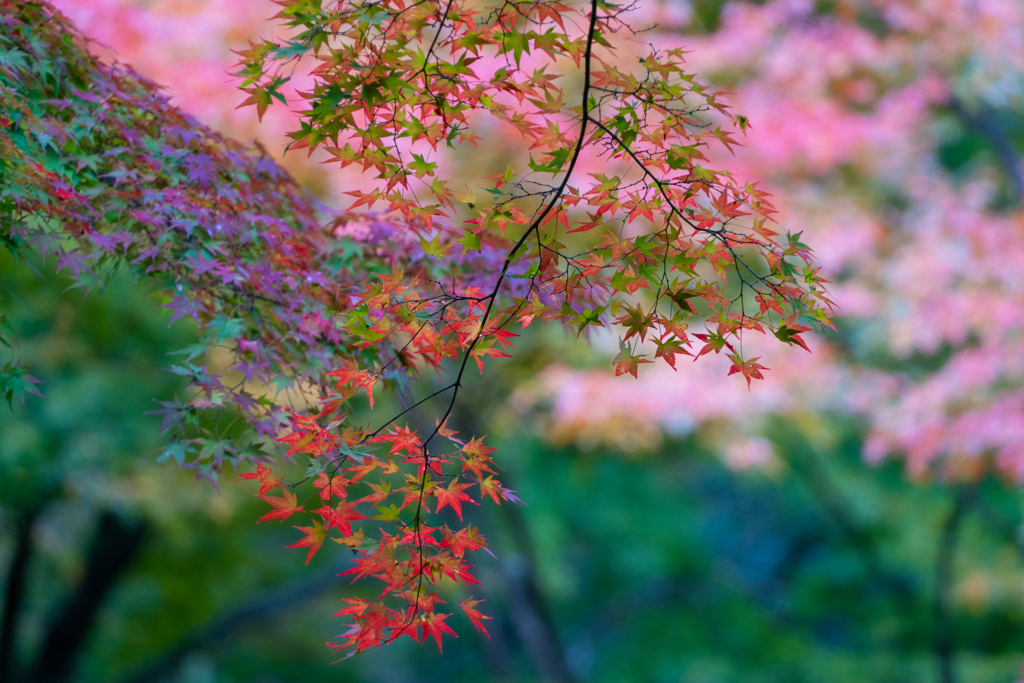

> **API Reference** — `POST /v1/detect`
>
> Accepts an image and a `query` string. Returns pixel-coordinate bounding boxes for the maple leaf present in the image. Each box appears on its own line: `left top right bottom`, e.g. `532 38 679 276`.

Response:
434 478 477 520
613 341 653 378
755 294 784 316
236 86 272 121
356 479 392 506
460 598 492 637
286 519 327 565
237 462 284 495
478 475 503 504
615 303 652 342
727 353 769 388
326 362 377 408
436 417 460 441
419 233 454 259
654 336 691 370
420 611 457 652
613 352 653 378
461 436 497 478
314 472 349 501
775 322 811 352
693 330 734 358
334 597 372 618
464 438 495 458
316 501 368 536
371 425 422 459
257 490 304 523
440 525 485 558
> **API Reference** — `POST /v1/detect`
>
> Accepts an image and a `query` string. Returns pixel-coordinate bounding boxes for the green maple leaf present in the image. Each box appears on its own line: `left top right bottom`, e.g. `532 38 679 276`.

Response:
420 234 454 259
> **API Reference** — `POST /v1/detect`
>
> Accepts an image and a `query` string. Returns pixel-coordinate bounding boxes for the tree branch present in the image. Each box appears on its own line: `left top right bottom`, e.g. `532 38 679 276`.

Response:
495 501 577 683
950 97 1024 202
935 486 972 683
784 445 914 603
1 510 38 683
454 400 575 682
118 562 348 683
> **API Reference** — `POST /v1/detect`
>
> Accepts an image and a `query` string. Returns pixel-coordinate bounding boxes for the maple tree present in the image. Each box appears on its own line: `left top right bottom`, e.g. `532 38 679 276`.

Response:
515 3 1024 679
1 0 834 656
537 0 1024 477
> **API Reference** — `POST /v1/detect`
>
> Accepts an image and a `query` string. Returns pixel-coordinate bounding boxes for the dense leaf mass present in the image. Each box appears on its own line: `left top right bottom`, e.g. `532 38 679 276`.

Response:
1 0 431 473
1 0 834 656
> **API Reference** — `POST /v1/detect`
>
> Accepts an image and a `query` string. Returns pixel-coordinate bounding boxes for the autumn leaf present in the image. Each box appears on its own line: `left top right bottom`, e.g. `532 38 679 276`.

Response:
613 341 653 378
326 362 377 408
420 610 457 652
420 233 454 259
237 462 284 495
314 471 349 501
440 525 485 558
654 335 691 370
460 598 492 637
257 490 303 523
434 478 477 520
727 354 769 388
775 322 811 352
370 425 422 459
286 519 327 564
615 303 652 342
315 500 367 536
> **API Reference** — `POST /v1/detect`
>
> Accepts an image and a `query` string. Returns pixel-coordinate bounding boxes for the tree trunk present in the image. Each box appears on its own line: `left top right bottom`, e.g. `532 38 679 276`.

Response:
1 510 39 683
31 511 146 683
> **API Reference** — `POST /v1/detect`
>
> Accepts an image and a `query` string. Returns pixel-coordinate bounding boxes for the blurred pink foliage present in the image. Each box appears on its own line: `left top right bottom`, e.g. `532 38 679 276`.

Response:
50 0 1024 479
520 0 1024 479
50 0 363 200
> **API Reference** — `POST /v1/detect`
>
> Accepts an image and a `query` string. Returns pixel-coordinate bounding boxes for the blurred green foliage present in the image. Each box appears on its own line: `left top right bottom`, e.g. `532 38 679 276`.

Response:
4 247 1024 683
4 0 1024 680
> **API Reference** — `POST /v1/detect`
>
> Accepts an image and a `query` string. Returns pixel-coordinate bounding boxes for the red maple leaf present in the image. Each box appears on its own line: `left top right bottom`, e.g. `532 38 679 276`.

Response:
461 436 498 479
460 597 492 637
727 353 769 388
371 424 422 459
237 462 283 495
257 490 303 523
315 501 367 535
434 479 477 520
613 351 653 378
420 610 457 652
286 519 327 565
314 471 349 501
478 475 503 505
440 525 485 558
326 361 377 408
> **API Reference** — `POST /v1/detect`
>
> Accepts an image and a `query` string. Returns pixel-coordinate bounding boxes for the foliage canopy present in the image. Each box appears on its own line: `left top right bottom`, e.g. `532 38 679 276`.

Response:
0 0 833 655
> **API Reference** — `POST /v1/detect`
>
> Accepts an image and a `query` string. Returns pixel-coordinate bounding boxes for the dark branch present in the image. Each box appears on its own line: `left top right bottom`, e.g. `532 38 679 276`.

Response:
935 486 973 683
118 562 348 683
950 97 1024 202
784 445 914 602
1 510 39 683
30 511 147 683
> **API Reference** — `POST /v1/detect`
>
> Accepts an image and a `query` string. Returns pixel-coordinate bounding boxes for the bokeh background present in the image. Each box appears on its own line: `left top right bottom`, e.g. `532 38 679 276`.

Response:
5 0 1024 681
